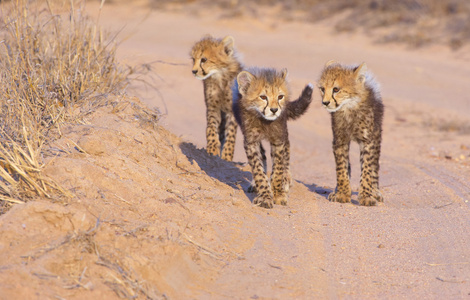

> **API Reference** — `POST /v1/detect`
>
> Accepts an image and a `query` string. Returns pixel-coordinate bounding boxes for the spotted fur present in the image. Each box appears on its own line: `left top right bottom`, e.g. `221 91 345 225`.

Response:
190 35 243 161
233 68 313 208
318 61 384 206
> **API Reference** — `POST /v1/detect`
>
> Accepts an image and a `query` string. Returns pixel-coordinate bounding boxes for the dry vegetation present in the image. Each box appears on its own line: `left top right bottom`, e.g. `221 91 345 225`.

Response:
0 0 135 212
153 0 470 48
424 118 470 134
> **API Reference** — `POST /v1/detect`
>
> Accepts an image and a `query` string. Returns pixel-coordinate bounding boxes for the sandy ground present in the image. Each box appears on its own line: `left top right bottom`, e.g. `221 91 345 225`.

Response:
1 2 470 299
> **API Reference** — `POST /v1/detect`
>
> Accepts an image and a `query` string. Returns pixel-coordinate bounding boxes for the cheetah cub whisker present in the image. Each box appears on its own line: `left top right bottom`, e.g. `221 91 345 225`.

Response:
190 35 243 161
318 61 384 206
233 68 313 209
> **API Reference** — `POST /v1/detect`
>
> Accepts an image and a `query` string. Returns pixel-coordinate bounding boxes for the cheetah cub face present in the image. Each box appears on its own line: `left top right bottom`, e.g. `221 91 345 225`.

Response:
190 36 235 80
237 69 289 121
318 62 368 113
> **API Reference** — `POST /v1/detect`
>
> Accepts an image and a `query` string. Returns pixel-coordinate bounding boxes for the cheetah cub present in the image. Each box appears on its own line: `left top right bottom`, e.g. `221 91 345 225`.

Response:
233 68 313 208
318 61 384 206
190 35 243 161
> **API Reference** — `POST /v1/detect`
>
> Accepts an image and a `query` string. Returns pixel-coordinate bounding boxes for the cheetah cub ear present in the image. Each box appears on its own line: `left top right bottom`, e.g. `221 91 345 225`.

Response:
325 60 338 67
237 71 255 95
354 62 368 85
281 68 288 80
222 36 235 56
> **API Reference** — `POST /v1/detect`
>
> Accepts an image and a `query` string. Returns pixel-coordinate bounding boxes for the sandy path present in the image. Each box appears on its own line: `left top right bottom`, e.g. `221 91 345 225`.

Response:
91 3 470 298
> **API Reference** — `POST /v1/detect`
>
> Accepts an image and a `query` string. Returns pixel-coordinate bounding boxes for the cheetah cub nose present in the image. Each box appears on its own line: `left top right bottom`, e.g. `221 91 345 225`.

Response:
322 101 330 106
270 107 278 113
192 70 198 75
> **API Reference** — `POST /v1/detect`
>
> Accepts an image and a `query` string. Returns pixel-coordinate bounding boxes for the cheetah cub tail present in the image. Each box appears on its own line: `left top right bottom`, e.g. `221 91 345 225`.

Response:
286 83 314 120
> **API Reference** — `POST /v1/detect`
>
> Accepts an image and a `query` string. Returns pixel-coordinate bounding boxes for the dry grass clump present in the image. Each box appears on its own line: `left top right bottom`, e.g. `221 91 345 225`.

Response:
0 0 133 211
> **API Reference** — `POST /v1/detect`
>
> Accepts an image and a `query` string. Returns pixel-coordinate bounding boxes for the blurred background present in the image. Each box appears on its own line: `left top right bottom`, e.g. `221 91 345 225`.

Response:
139 0 470 49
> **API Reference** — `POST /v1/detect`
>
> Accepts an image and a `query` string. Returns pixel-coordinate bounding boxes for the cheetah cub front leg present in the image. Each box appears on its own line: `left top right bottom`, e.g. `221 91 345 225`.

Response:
245 141 274 209
220 113 238 161
358 139 383 206
205 106 222 157
328 142 352 203
247 144 267 193
270 142 290 205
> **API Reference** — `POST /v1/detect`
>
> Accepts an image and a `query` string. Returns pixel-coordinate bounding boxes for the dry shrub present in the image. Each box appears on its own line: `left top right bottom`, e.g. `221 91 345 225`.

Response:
0 0 134 210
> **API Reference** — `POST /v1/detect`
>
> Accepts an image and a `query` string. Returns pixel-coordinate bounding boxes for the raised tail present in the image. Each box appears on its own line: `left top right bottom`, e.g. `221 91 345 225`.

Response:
286 83 313 120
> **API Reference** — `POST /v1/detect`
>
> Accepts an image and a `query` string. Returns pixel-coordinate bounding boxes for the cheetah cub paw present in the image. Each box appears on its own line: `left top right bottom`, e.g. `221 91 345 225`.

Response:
328 192 351 203
359 189 383 206
247 182 257 193
253 195 274 209
274 194 288 206
358 196 377 206
374 189 384 202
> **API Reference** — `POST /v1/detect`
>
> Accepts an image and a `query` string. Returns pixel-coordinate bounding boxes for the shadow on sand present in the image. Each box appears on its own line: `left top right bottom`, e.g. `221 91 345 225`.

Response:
298 181 333 200
179 142 256 202
298 181 360 205
180 142 363 205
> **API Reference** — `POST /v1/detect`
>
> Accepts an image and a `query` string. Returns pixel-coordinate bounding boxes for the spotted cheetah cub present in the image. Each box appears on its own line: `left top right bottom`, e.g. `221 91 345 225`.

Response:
233 68 313 208
318 61 384 206
190 35 243 161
